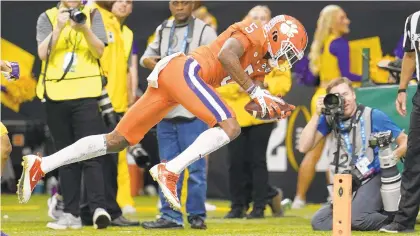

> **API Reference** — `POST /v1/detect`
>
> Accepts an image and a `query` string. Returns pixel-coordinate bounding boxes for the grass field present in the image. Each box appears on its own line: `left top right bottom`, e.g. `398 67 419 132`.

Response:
1 194 418 235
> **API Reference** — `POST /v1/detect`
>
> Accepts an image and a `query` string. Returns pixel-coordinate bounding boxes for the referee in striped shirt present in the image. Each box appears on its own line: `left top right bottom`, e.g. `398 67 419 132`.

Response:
380 10 420 233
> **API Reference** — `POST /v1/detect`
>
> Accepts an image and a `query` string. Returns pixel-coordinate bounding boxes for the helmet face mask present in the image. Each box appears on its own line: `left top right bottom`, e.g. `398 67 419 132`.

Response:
267 39 305 71
264 15 308 71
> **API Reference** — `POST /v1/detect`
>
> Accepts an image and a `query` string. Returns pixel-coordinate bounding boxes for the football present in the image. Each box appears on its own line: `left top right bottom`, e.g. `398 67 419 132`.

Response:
244 96 295 120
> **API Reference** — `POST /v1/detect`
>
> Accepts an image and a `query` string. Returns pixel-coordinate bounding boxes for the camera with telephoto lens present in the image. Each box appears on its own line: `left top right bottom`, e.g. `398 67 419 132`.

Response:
67 8 87 24
322 93 345 116
97 88 119 128
368 130 393 148
369 130 401 213
97 76 119 128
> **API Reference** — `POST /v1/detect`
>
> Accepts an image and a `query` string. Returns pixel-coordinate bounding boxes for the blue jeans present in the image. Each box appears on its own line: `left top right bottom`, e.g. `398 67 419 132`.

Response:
156 118 208 225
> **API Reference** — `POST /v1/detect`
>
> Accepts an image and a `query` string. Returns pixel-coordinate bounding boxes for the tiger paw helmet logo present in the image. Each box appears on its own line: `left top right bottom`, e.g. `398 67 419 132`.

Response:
280 20 299 38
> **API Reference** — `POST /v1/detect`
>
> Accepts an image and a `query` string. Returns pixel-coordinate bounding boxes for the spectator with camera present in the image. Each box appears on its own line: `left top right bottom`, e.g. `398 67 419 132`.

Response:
36 0 111 229
298 77 407 231
140 0 217 230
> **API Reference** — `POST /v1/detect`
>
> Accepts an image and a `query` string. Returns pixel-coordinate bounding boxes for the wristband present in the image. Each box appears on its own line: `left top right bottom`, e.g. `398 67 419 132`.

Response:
397 89 406 94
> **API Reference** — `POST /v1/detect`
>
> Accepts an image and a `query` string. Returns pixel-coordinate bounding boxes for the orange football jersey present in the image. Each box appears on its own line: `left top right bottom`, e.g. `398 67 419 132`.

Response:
190 19 271 88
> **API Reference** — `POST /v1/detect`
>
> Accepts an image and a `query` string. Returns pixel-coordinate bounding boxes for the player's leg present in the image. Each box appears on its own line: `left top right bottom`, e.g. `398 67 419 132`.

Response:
149 58 240 210
178 119 208 228
293 88 327 208
165 58 240 171
225 127 249 218
155 120 185 227
293 138 325 208
17 88 176 203
247 123 275 218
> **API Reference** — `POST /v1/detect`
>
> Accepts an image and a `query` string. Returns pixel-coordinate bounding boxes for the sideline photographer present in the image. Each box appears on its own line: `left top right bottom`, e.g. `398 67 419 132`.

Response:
36 0 112 229
298 77 407 231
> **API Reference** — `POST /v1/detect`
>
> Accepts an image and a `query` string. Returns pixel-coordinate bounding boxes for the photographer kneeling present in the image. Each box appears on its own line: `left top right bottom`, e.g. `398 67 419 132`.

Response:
298 77 407 231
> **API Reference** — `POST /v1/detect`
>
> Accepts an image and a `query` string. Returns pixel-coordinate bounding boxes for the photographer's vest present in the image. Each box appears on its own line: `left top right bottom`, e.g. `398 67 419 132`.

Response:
326 106 374 180
157 17 211 120
36 7 102 101
94 4 128 113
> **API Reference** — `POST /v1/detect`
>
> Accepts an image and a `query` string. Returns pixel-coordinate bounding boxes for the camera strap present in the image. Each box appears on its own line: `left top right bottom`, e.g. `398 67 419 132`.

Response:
167 17 194 56
339 104 366 164
56 35 79 83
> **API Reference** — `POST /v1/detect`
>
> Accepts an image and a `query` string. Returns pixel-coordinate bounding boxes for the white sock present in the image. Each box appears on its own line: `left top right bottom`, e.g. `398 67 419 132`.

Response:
165 127 230 174
40 135 107 173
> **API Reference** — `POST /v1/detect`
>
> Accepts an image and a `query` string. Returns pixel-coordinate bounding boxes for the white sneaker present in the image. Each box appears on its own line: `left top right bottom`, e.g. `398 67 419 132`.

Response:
291 197 306 209
205 202 217 212
281 198 292 210
121 205 136 215
47 193 64 220
46 212 82 230
93 208 111 229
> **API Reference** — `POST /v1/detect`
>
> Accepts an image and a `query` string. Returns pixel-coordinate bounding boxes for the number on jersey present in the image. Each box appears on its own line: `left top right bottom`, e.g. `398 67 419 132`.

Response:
245 22 258 34
221 64 254 86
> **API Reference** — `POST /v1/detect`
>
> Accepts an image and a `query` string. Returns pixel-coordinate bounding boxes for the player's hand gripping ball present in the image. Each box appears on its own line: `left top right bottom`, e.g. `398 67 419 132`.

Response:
245 94 295 120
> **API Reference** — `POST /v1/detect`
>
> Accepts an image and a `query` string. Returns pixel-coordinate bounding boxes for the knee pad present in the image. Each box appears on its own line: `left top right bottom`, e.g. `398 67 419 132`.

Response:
379 153 401 213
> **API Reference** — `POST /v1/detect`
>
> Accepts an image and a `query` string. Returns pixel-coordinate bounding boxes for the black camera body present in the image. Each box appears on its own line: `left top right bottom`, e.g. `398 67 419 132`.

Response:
368 130 393 148
322 93 345 116
128 143 151 168
67 8 87 24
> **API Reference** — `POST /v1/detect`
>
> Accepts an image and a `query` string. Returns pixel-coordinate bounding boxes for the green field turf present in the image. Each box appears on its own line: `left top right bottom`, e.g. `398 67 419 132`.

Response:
1 194 418 235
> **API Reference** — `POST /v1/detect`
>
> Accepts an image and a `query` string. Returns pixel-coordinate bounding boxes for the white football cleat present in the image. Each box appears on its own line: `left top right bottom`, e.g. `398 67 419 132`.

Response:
17 154 44 204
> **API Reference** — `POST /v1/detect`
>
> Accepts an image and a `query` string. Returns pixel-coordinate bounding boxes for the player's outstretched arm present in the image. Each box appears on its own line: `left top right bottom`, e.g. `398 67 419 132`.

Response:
218 38 283 118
